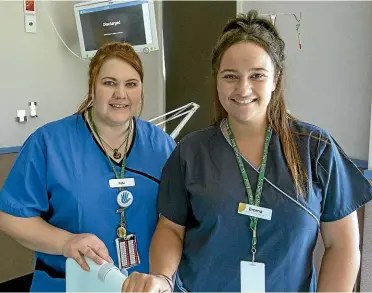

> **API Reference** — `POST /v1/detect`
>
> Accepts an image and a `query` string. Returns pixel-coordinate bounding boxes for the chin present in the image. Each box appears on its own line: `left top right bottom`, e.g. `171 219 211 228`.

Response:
107 116 132 126
230 108 267 123
230 113 257 123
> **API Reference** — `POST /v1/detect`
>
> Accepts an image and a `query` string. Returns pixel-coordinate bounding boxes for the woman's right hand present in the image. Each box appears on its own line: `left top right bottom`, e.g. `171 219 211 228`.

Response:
62 233 113 271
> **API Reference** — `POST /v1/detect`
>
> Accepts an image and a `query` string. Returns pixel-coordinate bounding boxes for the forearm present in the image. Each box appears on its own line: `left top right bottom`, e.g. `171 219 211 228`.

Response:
317 246 360 292
149 223 183 278
0 212 72 255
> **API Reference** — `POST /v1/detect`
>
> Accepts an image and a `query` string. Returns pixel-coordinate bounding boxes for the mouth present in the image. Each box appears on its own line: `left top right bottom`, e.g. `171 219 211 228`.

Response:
109 103 129 109
231 98 257 105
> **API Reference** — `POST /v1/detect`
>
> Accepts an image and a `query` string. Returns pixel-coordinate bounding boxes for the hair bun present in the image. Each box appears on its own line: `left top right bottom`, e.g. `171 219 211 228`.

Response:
222 10 278 38
246 10 259 22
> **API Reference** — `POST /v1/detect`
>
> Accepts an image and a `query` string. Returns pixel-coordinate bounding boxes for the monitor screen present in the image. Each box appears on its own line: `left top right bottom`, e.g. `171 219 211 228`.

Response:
74 0 159 58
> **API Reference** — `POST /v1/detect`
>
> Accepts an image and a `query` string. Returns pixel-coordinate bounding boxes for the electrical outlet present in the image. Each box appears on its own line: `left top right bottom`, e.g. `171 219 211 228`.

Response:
25 14 36 33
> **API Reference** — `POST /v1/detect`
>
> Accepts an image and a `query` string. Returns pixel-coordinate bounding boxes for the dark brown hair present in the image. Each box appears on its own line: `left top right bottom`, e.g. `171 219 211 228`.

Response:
212 10 307 196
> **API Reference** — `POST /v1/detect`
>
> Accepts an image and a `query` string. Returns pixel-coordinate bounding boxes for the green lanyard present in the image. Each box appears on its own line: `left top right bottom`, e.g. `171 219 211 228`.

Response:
87 107 131 187
225 119 272 262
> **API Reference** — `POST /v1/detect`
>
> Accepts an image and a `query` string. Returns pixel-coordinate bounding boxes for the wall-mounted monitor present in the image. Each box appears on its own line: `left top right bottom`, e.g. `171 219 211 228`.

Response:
74 0 159 58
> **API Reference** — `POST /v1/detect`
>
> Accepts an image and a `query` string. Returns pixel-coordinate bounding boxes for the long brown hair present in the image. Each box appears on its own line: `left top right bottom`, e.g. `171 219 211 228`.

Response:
212 10 308 196
76 42 144 114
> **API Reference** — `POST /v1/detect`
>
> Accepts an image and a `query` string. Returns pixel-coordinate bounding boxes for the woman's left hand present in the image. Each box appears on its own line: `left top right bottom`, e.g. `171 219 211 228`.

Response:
121 272 172 293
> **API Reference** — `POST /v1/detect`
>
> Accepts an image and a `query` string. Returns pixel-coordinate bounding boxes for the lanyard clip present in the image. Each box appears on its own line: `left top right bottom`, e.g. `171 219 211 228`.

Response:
251 247 256 264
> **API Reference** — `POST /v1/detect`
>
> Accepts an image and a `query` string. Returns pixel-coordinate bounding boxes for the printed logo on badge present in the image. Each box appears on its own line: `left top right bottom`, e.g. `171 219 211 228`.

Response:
117 190 133 208
238 203 272 220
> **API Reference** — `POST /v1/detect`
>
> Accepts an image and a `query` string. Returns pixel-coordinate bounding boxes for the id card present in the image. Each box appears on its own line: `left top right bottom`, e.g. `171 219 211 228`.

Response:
238 203 272 220
241 261 265 292
115 234 140 270
109 178 135 188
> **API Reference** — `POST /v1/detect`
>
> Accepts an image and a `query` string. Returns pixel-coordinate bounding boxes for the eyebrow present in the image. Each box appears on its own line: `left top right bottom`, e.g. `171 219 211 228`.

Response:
102 76 117 81
101 77 139 82
220 68 269 73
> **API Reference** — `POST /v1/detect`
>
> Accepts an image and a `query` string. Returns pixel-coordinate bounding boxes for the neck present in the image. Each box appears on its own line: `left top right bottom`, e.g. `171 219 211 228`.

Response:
86 109 132 147
227 113 268 142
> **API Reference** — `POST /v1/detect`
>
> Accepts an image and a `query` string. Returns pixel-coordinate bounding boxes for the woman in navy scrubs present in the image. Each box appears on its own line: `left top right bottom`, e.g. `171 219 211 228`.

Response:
121 11 372 292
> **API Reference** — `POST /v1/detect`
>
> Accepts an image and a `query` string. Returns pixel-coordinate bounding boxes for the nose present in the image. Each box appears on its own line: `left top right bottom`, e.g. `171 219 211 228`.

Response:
115 83 127 99
235 78 253 97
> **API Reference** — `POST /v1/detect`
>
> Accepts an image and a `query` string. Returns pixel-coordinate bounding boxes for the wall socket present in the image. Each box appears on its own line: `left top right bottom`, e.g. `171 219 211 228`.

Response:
25 14 36 33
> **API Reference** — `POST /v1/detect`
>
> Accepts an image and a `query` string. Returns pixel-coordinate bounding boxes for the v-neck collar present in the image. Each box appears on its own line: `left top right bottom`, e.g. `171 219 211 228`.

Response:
219 119 270 172
82 112 137 167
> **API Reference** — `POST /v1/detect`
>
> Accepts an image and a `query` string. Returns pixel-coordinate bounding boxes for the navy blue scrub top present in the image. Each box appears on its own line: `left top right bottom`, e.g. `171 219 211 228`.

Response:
158 119 372 292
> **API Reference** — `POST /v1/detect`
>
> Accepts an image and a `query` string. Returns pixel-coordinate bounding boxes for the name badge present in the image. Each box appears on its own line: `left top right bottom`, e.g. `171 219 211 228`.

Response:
109 178 135 188
241 261 265 292
238 203 272 220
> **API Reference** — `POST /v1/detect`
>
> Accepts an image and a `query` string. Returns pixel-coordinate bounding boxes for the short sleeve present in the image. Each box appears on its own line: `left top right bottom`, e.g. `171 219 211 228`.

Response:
0 132 49 218
317 132 372 222
157 144 190 226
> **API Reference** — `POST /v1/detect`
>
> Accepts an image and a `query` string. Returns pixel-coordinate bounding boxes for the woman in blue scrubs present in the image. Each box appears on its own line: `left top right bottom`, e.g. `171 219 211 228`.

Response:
121 11 372 292
0 42 175 292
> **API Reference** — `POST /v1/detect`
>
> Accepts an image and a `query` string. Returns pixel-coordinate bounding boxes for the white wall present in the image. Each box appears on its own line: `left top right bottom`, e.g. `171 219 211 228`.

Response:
238 1 372 161
0 0 164 148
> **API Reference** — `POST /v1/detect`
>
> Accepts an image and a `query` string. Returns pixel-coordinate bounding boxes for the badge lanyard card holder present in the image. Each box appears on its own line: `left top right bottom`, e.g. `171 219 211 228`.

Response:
88 108 140 271
226 120 273 293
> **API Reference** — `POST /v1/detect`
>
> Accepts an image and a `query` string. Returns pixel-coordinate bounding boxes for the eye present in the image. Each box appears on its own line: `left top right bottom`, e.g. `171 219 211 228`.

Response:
103 80 115 86
250 73 265 79
222 74 238 80
126 82 138 88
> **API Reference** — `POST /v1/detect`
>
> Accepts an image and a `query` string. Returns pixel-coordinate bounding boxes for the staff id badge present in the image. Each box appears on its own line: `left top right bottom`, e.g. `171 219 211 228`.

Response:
241 261 265 292
238 203 272 221
115 235 140 270
109 178 135 188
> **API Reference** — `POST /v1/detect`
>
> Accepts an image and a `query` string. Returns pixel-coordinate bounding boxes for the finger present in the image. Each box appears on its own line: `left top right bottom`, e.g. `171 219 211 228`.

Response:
143 277 157 293
126 273 139 292
88 237 114 263
83 246 104 265
73 252 90 271
133 276 147 292
122 277 130 292
95 245 113 263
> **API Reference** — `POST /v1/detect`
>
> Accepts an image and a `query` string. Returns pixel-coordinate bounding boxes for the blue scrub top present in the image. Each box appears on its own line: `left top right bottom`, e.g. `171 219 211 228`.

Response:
0 113 176 292
158 119 372 292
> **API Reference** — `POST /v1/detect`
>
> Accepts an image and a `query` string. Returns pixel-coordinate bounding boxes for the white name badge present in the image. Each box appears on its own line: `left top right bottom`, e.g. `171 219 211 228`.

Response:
241 261 265 292
109 178 135 188
238 203 272 221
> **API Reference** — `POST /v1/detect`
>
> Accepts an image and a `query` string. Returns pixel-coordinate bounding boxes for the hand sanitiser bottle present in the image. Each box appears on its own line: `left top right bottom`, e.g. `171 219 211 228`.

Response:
66 257 127 292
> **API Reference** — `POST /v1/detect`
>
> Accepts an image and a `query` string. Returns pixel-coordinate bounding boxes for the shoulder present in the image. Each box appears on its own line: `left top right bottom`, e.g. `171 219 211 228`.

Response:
290 119 333 154
289 119 352 173
174 125 220 161
22 114 82 150
34 114 82 139
178 125 219 147
136 118 172 138
290 119 330 141
135 118 176 151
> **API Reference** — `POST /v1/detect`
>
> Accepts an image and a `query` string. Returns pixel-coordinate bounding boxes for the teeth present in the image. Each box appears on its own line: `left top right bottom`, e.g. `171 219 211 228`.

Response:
233 99 254 104
111 104 127 108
